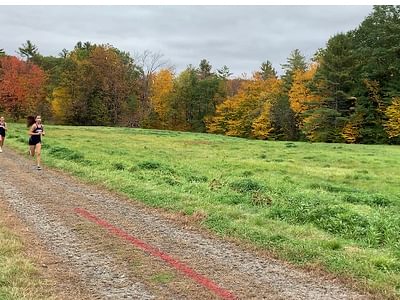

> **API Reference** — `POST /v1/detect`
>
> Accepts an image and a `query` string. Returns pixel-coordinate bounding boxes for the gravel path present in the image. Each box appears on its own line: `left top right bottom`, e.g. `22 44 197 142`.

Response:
0 149 371 299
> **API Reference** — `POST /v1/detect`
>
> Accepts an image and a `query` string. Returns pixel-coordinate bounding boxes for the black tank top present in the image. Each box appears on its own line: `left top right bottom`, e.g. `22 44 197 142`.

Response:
31 124 44 143
0 122 5 135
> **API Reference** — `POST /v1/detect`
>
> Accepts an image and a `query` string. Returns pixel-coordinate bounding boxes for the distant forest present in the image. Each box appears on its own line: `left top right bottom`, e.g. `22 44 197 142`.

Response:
1 5 400 144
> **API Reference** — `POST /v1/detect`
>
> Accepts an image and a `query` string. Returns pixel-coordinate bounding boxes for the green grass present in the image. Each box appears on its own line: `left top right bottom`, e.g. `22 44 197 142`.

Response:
0 211 52 300
150 272 175 284
6 123 400 298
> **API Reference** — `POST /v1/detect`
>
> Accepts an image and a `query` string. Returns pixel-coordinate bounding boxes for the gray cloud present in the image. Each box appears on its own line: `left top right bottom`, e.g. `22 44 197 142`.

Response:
0 5 372 76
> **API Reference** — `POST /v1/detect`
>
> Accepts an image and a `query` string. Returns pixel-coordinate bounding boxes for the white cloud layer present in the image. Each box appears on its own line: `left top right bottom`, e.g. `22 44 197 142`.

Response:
0 5 373 76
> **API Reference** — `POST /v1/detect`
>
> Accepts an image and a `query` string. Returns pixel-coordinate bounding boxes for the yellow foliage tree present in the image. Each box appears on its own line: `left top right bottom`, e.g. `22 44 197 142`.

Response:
150 69 174 128
289 63 320 115
51 87 72 124
206 73 281 139
385 97 400 138
251 100 273 139
342 113 363 143
289 63 330 140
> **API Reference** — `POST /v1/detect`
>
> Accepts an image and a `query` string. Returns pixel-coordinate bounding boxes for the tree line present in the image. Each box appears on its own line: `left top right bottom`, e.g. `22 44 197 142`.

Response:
1 5 399 144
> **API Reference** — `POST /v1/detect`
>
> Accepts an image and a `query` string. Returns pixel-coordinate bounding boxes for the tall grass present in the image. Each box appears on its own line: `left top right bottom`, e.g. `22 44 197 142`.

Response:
6 123 400 298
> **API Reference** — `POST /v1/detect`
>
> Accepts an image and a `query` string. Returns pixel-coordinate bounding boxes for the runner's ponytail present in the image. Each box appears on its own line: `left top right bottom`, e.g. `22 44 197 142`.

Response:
27 116 35 127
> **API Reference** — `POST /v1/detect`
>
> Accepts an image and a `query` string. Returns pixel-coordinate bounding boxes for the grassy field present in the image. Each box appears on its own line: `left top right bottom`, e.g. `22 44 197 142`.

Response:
5 123 400 298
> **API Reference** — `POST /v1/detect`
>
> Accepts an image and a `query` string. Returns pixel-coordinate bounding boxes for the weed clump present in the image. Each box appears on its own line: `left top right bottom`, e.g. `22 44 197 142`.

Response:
187 174 208 183
48 146 84 161
112 162 126 171
285 142 297 148
138 161 161 170
251 191 273 206
230 178 264 193
209 179 225 191
342 193 393 207
162 176 181 186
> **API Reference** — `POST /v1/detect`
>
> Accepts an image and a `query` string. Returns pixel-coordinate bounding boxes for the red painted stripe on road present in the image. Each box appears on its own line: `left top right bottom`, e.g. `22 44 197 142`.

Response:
74 207 236 300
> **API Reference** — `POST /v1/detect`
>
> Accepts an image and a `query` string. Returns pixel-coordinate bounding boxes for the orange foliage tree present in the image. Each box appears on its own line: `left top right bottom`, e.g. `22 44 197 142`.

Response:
288 63 328 140
0 56 47 119
288 64 319 115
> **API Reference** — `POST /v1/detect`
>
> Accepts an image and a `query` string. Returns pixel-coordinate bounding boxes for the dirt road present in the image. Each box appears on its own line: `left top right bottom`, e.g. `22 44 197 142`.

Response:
0 149 371 299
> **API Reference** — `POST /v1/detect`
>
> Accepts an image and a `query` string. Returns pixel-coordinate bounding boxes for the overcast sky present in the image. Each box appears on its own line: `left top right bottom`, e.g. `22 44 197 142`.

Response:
0 5 373 76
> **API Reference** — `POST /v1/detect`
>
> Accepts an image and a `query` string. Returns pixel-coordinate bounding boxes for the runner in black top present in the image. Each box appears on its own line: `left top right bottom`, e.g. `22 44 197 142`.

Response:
28 115 45 170
0 116 7 153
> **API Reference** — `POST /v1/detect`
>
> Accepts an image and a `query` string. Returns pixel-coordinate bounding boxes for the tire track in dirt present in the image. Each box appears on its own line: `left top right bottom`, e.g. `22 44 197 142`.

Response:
0 149 371 299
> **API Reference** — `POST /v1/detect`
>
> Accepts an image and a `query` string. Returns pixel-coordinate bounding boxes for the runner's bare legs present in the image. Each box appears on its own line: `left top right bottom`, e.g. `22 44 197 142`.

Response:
35 143 42 168
29 144 42 169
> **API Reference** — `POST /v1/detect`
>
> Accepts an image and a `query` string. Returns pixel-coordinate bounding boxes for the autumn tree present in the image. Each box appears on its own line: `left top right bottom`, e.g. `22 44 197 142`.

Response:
53 44 139 126
384 97 400 140
207 73 281 139
149 68 175 129
288 64 320 140
0 56 47 119
289 64 319 115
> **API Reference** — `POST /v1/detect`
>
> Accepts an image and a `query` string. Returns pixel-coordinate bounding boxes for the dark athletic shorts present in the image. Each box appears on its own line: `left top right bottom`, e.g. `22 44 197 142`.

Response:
28 138 41 146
